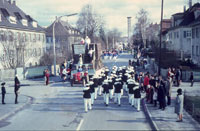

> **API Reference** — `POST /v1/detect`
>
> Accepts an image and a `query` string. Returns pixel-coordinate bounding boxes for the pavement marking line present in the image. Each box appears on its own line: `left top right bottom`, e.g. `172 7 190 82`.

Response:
76 119 84 131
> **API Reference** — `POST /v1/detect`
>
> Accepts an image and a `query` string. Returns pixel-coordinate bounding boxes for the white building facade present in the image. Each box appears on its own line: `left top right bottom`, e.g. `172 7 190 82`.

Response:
0 0 46 69
163 3 200 65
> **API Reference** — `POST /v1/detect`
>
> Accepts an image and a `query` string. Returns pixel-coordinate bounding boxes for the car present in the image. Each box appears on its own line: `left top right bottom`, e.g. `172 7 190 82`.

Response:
70 64 96 86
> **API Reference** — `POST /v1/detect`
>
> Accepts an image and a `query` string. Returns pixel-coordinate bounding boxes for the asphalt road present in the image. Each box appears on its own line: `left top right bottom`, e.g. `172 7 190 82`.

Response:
0 53 151 130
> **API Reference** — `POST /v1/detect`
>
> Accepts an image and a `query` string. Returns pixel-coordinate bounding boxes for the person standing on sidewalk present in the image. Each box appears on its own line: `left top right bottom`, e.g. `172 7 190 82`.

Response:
1 82 6 104
14 75 20 104
83 84 92 113
45 69 50 85
175 88 184 122
190 72 194 87
165 77 172 105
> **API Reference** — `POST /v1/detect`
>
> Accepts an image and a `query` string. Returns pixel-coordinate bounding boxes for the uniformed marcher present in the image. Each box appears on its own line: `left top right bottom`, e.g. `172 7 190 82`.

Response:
89 81 95 105
105 67 109 77
102 79 109 106
127 79 135 106
93 76 99 99
114 78 122 106
98 74 103 96
134 82 141 111
1 82 6 104
108 77 114 100
83 84 92 113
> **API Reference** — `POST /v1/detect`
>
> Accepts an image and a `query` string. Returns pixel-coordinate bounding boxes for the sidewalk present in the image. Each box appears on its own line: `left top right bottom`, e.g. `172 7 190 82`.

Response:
143 83 200 130
0 93 33 122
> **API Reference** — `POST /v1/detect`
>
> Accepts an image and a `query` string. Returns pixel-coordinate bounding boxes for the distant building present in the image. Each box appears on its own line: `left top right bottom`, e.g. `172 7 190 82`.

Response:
45 20 82 62
162 2 200 65
0 0 46 69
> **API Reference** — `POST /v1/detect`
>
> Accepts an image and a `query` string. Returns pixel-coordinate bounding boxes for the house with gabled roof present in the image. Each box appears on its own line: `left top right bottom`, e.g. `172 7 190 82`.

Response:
45 19 82 62
0 0 46 69
163 2 200 65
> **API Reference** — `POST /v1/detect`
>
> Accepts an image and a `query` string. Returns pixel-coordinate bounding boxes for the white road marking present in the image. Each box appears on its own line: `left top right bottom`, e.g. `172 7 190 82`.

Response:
76 119 84 131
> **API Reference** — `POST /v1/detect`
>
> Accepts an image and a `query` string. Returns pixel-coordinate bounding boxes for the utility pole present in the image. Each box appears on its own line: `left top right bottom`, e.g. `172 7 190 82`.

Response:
127 17 132 48
159 0 164 75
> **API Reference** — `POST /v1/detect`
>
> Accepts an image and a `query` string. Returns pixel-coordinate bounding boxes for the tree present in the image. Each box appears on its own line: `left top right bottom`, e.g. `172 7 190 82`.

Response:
76 4 104 42
133 9 150 48
0 31 28 69
107 28 122 50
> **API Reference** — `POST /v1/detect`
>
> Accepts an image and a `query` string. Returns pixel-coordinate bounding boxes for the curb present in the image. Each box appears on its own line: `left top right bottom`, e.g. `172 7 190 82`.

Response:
0 94 34 122
142 98 159 131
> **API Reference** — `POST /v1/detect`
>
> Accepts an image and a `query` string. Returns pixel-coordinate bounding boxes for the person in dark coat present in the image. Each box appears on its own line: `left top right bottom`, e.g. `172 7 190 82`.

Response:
1 82 6 104
190 72 194 87
14 75 20 104
158 79 166 110
83 84 92 113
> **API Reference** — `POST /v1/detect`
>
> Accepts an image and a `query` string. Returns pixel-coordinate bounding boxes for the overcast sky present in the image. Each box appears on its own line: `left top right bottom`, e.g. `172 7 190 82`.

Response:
16 0 200 36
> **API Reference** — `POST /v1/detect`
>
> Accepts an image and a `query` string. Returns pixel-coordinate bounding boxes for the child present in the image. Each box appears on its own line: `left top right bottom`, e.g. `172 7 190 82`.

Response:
175 88 184 122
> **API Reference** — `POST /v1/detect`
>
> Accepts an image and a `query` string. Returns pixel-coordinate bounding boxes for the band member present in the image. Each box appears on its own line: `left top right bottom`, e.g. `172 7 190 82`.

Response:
102 79 109 106
134 82 141 111
108 77 114 100
89 81 95 105
114 78 122 106
83 84 92 113
127 79 135 107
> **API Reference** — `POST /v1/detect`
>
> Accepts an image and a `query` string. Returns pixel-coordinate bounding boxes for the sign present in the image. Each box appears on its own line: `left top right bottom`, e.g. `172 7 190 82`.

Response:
74 44 85 54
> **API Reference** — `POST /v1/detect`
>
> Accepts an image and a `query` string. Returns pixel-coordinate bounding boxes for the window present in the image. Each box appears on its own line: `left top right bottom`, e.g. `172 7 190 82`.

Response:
14 12 22 20
29 34 32 42
177 32 179 38
196 46 199 56
184 31 186 38
25 15 33 22
192 45 194 55
0 8 9 17
192 28 195 38
196 28 199 38
174 32 176 39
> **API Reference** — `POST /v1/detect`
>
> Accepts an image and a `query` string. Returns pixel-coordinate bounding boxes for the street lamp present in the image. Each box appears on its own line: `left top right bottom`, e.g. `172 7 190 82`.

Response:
158 0 164 75
52 13 78 76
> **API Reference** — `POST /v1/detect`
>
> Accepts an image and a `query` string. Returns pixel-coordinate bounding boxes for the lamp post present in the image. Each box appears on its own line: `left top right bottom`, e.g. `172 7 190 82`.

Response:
158 0 164 75
52 13 77 76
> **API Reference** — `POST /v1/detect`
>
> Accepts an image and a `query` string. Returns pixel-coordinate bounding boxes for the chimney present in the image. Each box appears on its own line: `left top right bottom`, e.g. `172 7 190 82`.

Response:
189 0 192 8
184 5 186 12
13 0 16 5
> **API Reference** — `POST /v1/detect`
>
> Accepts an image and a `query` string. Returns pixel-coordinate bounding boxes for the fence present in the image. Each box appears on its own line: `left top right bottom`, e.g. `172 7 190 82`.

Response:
0 64 61 81
0 69 15 81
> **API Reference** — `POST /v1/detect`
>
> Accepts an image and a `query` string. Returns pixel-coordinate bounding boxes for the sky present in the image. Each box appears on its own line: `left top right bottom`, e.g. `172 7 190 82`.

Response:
16 0 200 36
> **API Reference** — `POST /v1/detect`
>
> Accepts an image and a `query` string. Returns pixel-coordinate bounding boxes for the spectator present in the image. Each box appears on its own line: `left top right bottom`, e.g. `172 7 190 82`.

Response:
45 69 50 85
14 75 20 104
190 72 194 87
175 88 184 122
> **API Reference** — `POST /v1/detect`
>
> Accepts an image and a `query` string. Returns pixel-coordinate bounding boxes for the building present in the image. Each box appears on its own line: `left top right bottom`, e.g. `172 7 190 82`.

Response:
0 0 46 69
45 20 82 62
163 2 200 65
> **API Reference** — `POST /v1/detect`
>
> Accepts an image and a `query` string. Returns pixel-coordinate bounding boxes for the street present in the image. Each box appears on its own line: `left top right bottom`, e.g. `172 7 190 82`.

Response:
0 53 151 130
